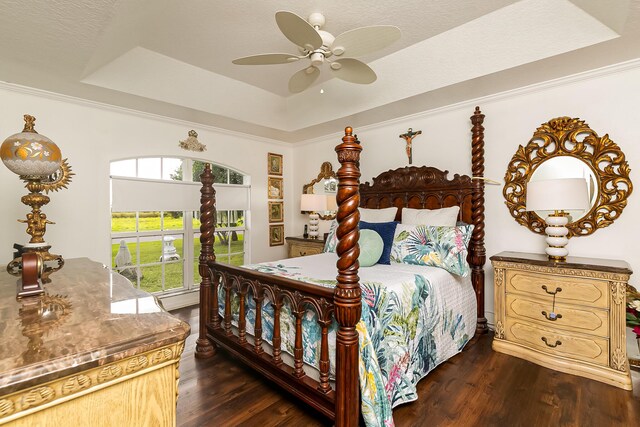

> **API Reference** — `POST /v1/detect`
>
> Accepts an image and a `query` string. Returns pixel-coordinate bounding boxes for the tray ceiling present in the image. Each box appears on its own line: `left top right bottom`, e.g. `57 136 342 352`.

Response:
0 0 638 141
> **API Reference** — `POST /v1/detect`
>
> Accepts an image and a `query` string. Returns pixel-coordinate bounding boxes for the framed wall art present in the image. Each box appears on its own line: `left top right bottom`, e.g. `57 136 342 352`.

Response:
268 152 283 176
268 176 283 200
268 201 284 223
269 224 284 246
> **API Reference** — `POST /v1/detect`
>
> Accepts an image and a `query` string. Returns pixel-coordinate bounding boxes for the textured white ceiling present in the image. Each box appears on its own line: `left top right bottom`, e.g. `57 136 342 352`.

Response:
0 0 638 141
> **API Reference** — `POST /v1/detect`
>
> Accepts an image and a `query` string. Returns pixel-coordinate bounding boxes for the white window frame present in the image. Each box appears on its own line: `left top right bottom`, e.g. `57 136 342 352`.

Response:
110 157 249 298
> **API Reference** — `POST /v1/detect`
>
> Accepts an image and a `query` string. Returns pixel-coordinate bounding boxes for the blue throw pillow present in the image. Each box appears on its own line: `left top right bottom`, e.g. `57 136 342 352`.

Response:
360 221 398 265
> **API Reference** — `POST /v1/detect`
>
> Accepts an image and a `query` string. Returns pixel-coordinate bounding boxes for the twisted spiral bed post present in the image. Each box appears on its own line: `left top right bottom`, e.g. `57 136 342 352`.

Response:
471 106 488 334
195 163 217 358
334 127 362 427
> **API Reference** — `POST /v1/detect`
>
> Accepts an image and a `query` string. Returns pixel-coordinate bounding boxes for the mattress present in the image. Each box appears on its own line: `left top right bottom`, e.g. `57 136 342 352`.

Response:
219 252 476 427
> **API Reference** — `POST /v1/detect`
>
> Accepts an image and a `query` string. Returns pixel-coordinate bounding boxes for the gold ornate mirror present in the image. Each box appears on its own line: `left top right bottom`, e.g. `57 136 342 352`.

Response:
303 161 338 220
504 116 632 237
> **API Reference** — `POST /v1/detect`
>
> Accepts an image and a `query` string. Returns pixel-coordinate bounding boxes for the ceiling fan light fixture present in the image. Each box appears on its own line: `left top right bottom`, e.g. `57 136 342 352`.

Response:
235 10 401 93
310 52 324 67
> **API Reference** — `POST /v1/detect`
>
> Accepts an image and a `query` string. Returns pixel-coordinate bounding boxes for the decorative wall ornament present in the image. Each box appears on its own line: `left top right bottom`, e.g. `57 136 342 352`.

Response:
179 130 206 152
268 201 284 223
504 116 633 238
268 152 283 176
268 176 283 200
303 161 338 220
269 224 284 246
399 127 422 164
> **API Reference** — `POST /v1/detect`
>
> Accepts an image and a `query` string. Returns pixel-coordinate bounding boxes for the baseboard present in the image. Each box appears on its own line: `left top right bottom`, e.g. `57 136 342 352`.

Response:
159 289 199 311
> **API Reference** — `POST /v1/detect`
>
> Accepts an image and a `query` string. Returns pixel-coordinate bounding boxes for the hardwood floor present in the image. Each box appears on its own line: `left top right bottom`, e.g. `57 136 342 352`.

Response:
172 306 640 426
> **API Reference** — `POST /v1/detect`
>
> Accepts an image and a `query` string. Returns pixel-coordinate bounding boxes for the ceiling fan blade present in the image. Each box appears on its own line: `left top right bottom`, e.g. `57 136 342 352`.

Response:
330 58 377 84
275 11 323 51
289 66 320 93
332 25 401 57
232 53 301 65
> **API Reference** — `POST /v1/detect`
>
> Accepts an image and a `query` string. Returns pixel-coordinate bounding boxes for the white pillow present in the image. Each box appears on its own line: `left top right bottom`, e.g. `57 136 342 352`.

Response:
401 206 460 226
359 207 398 223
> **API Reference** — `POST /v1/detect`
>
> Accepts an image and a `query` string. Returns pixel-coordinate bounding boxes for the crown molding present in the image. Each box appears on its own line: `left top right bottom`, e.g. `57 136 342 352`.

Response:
295 57 640 146
2 56 640 148
0 81 291 148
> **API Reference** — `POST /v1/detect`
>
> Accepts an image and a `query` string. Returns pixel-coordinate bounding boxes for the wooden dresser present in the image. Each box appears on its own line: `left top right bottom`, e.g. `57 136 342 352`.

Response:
0 258 190 426
491 251 632 390
285 236 326 258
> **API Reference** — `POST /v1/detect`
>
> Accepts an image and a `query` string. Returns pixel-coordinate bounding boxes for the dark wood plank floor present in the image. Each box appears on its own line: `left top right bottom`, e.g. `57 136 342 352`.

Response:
172 306 640 426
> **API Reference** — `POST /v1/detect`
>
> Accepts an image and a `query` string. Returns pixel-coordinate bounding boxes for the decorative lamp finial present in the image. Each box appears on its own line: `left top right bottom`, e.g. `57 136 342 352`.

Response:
22 115 37 133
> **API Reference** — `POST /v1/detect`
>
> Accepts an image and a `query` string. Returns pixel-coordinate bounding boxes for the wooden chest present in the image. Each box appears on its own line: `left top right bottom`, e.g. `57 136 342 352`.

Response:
490 251 632 390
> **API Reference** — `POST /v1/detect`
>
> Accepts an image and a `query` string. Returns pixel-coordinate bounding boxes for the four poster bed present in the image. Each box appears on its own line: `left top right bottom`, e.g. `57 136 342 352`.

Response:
195 107 487 426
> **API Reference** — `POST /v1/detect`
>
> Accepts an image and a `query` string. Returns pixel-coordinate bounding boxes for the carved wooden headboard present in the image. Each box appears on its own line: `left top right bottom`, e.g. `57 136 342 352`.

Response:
359 166 474 224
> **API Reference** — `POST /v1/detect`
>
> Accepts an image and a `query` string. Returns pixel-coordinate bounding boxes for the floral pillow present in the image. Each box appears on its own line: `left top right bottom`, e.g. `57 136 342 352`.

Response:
390 224 474 276
323 220 339 252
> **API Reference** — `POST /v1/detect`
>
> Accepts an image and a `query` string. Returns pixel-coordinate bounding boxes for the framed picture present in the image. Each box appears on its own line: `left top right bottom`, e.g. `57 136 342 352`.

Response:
268 152 283 176
268 176 283 200
268 201 284 223
269 224 284 246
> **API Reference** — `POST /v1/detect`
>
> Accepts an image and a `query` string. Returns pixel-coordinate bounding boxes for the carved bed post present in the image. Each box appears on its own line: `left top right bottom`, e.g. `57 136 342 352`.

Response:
334 127 362 427
470 106 488 334
195 163 216 358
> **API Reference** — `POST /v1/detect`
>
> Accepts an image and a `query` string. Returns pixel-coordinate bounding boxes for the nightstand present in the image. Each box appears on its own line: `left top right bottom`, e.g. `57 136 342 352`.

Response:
490 251 632 390
285 236 326 258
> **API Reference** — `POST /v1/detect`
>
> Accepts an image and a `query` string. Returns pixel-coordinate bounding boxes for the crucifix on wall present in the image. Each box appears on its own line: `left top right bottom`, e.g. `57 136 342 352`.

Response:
399 128 422 164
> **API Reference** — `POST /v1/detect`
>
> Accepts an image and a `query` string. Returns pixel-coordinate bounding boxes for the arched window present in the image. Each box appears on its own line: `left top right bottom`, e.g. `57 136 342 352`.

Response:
110 157 249 295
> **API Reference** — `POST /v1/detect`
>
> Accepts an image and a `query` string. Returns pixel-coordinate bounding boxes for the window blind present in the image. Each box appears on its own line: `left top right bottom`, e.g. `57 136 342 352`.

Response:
111 177 249 212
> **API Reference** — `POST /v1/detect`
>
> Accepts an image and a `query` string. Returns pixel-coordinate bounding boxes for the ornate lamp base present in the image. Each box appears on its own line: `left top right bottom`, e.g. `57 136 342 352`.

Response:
544 211 569 261
7 245 64 286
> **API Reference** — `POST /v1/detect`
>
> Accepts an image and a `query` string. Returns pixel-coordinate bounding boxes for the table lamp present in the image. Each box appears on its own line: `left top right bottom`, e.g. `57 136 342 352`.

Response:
327 194 338 212
526 178 589 261
1 115 73 284
300 194 327 239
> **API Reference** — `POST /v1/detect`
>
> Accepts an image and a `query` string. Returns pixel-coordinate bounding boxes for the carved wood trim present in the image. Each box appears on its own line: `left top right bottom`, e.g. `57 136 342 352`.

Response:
195 163 216 359
334 127 362 427
504 116 633 237
0 342 184 422
471 106 487 334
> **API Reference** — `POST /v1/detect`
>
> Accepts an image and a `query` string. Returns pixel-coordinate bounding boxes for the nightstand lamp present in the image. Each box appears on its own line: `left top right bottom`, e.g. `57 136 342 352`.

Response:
526 177 589 261
300 194 327 239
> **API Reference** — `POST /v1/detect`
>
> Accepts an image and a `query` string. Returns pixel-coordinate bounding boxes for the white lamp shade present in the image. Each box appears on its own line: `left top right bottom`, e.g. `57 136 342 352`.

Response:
326 194 338 211
301 193 327 212
526 178 590 212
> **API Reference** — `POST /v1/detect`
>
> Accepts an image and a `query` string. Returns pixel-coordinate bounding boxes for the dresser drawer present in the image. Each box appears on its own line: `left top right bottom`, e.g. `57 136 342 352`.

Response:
506 294 609 337
506 270 608 308
505 318 608 366
288 243 323 258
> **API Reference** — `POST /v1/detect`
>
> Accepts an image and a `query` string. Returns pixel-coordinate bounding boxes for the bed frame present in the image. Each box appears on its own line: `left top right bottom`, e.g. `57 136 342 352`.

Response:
195 107 487 426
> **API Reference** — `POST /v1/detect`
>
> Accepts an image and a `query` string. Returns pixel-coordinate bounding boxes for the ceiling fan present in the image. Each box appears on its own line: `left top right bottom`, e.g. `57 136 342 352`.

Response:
232 11 401 93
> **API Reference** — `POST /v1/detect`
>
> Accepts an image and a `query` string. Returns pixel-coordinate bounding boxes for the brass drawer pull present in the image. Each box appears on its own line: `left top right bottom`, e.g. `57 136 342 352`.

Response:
541 285 562 295
541 337 562 348
541 311 562 321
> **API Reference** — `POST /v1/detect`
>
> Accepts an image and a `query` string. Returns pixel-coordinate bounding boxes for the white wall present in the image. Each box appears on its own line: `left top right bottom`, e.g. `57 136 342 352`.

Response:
0 85 294 267
292 62 640 326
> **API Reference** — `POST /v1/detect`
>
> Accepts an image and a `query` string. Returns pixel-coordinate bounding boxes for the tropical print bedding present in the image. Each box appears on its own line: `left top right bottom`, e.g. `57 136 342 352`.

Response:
219 252 476 427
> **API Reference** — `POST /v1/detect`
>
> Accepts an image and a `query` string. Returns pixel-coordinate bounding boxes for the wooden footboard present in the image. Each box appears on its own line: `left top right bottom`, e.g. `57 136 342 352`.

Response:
195 128 363 426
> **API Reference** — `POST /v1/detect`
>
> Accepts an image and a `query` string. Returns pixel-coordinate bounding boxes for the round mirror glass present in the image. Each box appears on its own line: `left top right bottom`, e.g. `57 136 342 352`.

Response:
529 156 598 222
